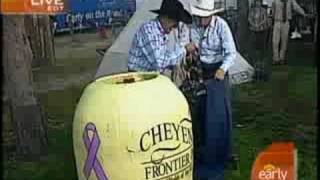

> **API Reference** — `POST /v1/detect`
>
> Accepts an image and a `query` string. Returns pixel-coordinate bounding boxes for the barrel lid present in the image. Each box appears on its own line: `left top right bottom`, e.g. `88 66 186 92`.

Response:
94 72 160 85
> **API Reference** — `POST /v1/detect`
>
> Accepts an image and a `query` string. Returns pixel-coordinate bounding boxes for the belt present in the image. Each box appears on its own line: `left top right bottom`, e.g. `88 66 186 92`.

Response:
201 62 223 80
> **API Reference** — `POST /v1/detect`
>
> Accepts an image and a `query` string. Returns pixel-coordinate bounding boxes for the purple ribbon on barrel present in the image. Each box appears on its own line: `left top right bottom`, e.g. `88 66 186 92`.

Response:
83 122 108 180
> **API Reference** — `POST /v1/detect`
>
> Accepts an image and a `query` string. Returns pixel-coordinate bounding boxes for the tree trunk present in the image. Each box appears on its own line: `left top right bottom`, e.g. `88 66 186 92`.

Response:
237 0 250 53
25 15 55 67
2 15 48 161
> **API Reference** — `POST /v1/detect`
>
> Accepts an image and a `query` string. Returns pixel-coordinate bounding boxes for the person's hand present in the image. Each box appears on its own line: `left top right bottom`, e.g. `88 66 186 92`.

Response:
185 43 198 55
215 68 225 80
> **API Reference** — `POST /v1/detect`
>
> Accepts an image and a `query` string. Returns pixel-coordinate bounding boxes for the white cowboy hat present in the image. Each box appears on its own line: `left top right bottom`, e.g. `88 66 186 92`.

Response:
190 0 224 17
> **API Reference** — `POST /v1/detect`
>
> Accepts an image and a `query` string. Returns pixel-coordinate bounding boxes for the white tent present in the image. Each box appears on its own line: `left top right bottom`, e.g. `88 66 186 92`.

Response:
95 0 254 85
228 53 254 85
135 0 145 10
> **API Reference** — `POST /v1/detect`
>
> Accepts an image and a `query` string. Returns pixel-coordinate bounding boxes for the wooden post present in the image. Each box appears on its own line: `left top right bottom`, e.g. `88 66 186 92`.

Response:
25 15 56 67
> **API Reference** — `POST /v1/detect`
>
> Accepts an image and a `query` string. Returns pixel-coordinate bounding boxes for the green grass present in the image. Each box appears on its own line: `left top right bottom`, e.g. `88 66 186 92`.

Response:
224 65 317 180
2 40 317 179
4 129 77 180
3 85 85 180
3 65 316 180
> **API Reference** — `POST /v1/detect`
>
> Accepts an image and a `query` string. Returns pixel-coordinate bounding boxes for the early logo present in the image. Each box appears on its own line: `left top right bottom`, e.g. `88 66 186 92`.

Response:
258 164 288 180
251 143 297 180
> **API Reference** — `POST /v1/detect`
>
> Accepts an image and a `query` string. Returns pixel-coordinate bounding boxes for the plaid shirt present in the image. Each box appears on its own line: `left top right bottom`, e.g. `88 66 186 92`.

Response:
191 16 237 72
128 19 186 73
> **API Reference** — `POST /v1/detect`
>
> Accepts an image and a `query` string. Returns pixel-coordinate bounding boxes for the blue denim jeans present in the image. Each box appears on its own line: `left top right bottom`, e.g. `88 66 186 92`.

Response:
202 77 232 163
193 62 233 179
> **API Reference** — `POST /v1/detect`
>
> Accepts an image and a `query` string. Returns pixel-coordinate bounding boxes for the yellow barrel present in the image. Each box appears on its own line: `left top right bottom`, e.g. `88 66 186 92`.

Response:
73 72 193 180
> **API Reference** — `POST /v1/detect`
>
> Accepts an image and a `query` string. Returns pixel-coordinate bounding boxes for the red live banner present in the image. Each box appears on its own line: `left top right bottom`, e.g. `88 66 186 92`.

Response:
1 0 67 14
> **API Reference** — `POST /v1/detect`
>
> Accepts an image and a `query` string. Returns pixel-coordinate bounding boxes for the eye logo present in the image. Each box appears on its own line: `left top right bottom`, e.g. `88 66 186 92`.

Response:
263 164 276 172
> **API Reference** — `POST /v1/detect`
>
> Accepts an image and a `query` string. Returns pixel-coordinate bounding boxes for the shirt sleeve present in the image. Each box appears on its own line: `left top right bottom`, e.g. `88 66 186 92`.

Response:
292 0 305 16
140 26 186 72
219 21 237 72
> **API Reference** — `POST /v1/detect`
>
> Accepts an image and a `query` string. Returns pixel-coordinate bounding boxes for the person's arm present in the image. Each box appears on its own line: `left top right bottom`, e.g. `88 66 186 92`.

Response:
271 1 275 19
140 26 186 72
248 7 255 27
219 21 237 73
257 8 268 27
291 0 306 16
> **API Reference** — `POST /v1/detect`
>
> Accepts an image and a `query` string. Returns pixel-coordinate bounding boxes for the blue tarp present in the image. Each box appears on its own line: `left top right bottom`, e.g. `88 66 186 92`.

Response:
54 0 136 32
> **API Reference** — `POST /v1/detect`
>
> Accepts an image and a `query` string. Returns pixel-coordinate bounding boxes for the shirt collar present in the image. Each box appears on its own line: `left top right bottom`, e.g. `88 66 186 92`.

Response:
155 18 166 35
202 16 217 38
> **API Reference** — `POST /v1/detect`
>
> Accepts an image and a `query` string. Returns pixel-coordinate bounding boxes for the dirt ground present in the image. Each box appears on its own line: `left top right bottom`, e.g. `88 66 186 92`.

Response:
54 32 110 60
33 31 115 93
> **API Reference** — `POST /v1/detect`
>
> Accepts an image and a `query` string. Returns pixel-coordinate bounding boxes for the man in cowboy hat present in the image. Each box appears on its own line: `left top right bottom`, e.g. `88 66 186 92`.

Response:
127 0 197 73
189 0 237 178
